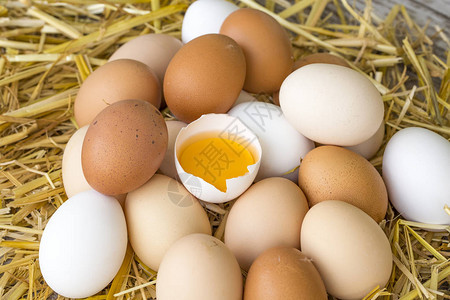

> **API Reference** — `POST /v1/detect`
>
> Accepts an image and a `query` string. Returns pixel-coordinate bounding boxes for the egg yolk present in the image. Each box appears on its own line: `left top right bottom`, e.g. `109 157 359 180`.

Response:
179 137 254 192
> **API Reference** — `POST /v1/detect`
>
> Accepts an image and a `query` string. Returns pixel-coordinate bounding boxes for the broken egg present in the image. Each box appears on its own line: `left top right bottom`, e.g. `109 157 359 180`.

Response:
174 114 262 203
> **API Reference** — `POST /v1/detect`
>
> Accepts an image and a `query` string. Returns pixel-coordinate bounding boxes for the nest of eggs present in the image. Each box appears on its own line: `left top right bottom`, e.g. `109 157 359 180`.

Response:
0 0 448 299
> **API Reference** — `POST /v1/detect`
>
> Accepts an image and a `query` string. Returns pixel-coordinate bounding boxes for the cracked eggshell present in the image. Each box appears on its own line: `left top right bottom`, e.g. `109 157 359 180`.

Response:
174 114 262 203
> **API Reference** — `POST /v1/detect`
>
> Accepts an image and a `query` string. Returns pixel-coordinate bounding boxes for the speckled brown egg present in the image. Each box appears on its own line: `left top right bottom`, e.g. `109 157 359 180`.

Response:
74 59 161 127
220 8 293 93
244 247 327 300
272 53 349 105
82 99 167 195
163 34 245 123
298 146 388 222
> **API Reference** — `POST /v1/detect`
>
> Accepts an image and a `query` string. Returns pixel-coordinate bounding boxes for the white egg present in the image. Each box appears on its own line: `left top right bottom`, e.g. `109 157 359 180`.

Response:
382 127 450 225
39 190 128 298
279 64 384 146
231 90 257 108
345 121 385 159
62 126 92 198
159 120 187 179
181 0 238 44
174 114 262 203
228 102 314 181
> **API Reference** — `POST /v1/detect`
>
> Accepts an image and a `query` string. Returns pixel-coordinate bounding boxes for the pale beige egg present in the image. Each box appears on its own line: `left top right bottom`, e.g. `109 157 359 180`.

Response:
125 174 211 271
301 201 393 300
156 233 242 300
225 177 309 271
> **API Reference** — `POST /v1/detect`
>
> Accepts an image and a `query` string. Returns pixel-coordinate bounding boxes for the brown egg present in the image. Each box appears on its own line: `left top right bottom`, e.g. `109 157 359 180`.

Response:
164 34 245 123
82 100 168 195
220 8 293 93
74 59 161 127
298 146 388 222
272 53 349 105
244 247 327 300
114 193 127 208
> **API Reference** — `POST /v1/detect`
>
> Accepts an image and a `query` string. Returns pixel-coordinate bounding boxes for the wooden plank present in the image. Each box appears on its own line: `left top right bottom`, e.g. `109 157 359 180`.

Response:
356 0 449 56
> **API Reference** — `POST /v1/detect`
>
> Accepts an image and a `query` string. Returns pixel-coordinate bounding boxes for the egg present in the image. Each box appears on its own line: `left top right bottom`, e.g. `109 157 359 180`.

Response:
294 52 350 69
62 125 92 198
61 126 127 203
82 99 168 195
382 127 450 225
225 177 309 271
244 247 327 300
174 114 262 203
156 233 243 300
231 90 257 108
164 34 245 123
74 59 161 127
272 52 350 106
301 200 392 300
181 0 238 43
109 33 182 88
345 120 385 159
220 8 293 93
298 146 388 222
280 64 384 146
159 120 187 179
39 190 127 298
125 174 211 271
228 102 314 181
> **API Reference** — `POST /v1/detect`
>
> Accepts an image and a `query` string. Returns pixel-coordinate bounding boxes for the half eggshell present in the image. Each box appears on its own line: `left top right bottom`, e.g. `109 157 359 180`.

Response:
174 114 262 203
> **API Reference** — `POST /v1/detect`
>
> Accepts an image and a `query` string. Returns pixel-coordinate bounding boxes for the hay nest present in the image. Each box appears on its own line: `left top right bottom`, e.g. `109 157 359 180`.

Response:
0 0 448 299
